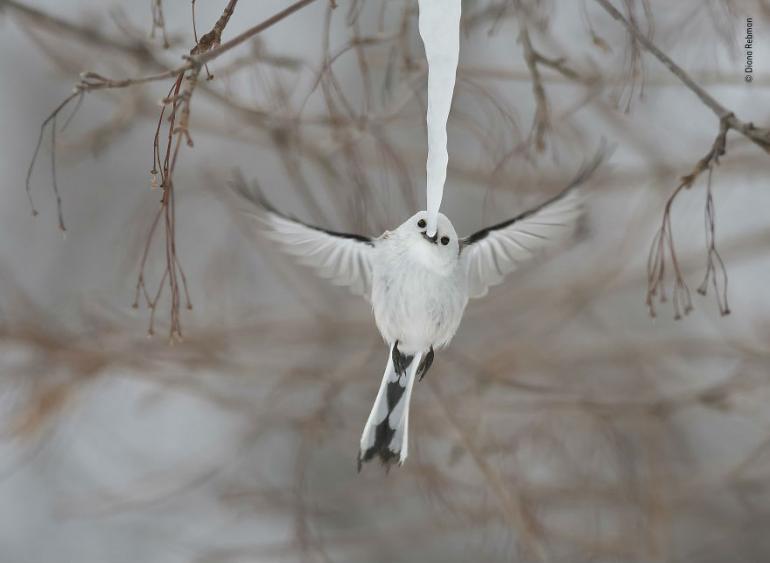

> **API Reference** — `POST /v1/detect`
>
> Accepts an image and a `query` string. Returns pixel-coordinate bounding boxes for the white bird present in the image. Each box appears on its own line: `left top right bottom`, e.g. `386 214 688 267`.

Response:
233 150 604 470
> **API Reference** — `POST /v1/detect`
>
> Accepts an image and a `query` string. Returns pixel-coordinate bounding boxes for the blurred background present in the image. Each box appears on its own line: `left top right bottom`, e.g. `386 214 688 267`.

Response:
1 0 770 561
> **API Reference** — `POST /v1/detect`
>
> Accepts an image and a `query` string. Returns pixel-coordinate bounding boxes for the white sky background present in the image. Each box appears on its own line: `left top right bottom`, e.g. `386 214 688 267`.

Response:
0 1 769 562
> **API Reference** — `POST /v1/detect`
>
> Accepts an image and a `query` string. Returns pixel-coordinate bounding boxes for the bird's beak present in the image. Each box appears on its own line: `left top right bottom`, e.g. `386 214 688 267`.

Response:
421 231 438 244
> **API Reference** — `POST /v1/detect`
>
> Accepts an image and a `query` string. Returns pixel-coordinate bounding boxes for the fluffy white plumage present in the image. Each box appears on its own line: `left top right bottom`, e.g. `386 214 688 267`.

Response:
371 212 466 355
255 207 374 298
463 185 584 298
234 151 603 468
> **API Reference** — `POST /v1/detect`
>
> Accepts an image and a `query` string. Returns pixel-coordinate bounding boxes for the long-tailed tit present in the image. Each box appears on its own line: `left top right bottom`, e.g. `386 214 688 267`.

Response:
233 149 605 470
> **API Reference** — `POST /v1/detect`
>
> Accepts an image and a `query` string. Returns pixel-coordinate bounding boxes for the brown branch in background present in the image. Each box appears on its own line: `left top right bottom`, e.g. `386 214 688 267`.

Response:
24 91 82 232
49 111 64 233
613 0 650 112
26 0 321 98
0 0 156 57
134 0 239 340
190 1 205 78
150 0 170 49
190 0 213 80
190 0 237 56
595 0 770 149
22 0 326 340
646 182 692 320
514 0 582 153
351 11 373 114
194 0 321 67
646 118 731 319
595 0 770 318
697 167 730 315
519 26 550 152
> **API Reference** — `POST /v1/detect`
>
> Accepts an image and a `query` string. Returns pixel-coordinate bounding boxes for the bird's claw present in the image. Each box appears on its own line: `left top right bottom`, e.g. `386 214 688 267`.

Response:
417 347 434 381
392 341 414 376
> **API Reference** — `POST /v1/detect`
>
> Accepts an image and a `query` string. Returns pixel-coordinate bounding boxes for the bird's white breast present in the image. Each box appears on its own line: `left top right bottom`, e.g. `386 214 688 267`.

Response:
370 238 467 354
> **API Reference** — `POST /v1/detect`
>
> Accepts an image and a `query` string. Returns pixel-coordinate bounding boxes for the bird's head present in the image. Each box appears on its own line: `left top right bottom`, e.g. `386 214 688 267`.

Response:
395 211 459 272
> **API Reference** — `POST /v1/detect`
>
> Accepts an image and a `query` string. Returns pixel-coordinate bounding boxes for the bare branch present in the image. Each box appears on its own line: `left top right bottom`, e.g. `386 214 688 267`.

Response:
149 0 170 49
24 91 81 229
594 0 768 318
42 0 320 97
595 0 770 152
519 25 550 152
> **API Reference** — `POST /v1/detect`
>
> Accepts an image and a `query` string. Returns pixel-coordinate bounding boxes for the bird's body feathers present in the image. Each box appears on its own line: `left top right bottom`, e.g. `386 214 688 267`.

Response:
371 217 468 355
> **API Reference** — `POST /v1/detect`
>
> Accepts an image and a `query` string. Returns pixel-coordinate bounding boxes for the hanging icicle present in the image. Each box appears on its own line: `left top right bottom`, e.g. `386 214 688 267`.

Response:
418 0 461 237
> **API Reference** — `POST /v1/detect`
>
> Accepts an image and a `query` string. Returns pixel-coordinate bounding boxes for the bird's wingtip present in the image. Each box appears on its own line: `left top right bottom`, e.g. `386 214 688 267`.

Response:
227 169 277 215
565 139 615 193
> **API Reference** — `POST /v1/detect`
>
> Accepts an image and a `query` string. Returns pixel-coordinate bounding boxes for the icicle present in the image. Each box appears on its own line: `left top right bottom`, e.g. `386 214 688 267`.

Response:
418 0 461 237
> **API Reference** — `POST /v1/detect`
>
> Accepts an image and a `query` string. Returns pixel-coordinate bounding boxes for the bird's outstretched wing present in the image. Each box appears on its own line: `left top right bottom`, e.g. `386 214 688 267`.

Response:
461 149 606 298
231 174 376 299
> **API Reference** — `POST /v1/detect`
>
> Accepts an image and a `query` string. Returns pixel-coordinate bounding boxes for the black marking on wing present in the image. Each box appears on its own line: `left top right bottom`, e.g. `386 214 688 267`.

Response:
311 227 374 245
229 170 374 246
462 145 607 248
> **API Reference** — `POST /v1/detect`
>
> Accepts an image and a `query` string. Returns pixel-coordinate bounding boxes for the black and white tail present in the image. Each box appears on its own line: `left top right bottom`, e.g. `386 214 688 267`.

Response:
358 344 425 470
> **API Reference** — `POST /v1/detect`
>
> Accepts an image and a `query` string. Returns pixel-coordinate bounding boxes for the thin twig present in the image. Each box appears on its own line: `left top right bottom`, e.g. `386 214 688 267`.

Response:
149 0 170 48
519 25 550 152
595 0 770 151
594 0 768 318
24 91 80 221
59 0 321 97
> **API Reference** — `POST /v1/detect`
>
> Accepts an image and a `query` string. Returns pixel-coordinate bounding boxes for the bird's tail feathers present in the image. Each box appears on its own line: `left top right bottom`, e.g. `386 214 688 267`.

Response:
358 345 423 470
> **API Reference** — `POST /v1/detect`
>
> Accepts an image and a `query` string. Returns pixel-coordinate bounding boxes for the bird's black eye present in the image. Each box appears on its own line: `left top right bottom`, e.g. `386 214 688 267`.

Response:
441 236 450 246
417 219 426 228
